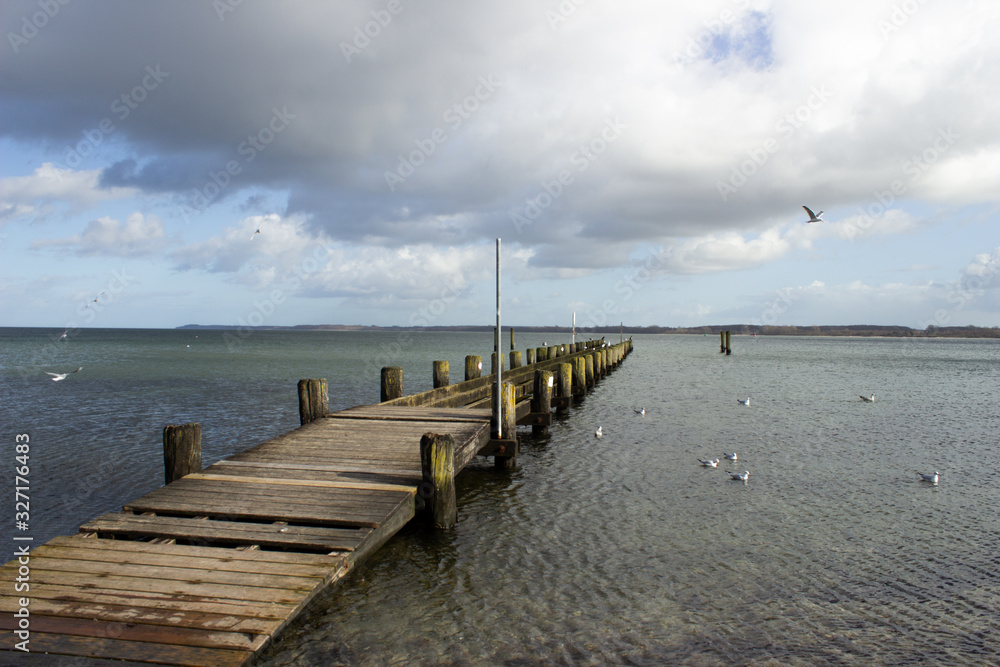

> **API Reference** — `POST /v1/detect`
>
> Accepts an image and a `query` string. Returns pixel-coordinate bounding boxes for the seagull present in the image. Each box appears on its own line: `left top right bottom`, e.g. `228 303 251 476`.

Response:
803 205 823 223
860 394 875 403
738 397 750 406
594 426 603 438
85 291 106 308
56 329 71 341
698 458 720 468
919 471 939 485
724 452 738 461
727 470 750 481
45 367 83 381
249 224 264 241
634 407 645 415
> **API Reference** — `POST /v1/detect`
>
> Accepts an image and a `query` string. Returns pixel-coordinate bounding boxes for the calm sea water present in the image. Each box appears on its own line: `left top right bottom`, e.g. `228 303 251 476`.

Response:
2 329 998 665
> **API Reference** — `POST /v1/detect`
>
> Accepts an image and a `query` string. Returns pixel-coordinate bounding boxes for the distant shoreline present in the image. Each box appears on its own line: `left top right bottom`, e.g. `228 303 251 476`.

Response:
175 324 1000 338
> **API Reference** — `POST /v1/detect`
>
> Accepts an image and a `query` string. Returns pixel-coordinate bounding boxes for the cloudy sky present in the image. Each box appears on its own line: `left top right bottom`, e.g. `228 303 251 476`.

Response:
2 0 999 330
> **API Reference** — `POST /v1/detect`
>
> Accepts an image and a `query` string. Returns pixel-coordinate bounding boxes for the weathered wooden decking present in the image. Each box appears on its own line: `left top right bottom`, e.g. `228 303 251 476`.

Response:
1 340 631 665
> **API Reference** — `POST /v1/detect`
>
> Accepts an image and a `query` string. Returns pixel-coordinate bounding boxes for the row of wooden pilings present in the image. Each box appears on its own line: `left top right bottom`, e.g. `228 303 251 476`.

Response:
300 337 634 528
720 330 731 355
164 337 634 529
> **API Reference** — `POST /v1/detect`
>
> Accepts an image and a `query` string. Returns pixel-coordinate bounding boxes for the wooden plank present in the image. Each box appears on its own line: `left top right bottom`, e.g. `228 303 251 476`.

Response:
0 582 297 619
184 472 417 494
79 514 368 552
0 557 321 593
127 478 411 512
121 498 388 529
0 596 281 635
0 613 267 653
204 460 420 486
46 534 349 567
0 632 251 667
26 543 338 581
209 459 421 479
0 567 311 605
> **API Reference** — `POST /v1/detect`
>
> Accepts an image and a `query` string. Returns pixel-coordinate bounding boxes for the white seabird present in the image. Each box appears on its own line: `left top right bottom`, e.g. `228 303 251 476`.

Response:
860 394 875 403
698 458 720 468
727 470 750 481
594 426 603 438
45 367 83 381
724 452 738 461
919 471 939 485
738 397 750 406
634 407 645 415
803 205 824 223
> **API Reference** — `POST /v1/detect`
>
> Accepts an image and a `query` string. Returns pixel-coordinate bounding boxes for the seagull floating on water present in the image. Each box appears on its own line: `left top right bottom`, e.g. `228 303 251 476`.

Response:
919 471 939 485
738 397 750 406
860 394 875 402
698 458 720 468
727 470 750 481
594 426 603 438
634 407 645 415
724 452 738 461
802 205 824 223
45 367 83 381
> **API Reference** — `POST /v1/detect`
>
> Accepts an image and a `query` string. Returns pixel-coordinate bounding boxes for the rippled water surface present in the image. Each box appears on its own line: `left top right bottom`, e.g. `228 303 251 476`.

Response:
2 329 998 665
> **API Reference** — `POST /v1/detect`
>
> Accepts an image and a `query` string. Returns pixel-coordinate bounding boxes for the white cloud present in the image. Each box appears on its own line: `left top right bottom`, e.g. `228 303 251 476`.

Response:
32 212 173 257
0 163 136 218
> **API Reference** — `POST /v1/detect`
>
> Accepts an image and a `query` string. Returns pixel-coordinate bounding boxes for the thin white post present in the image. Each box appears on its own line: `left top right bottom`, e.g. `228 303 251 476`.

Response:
572 311 576 345
496 238 502 439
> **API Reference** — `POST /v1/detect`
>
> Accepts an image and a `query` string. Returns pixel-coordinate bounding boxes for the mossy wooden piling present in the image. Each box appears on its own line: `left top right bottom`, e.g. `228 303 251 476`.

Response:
0 336 634 666
420 433 457 529
297 378 329 425
163 422 202 484
433 360 449 388
465 354 482 381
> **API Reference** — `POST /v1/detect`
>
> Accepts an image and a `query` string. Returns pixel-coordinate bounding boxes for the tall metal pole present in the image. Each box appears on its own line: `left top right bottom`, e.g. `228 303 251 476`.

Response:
572 312 576 345
496 238 502 439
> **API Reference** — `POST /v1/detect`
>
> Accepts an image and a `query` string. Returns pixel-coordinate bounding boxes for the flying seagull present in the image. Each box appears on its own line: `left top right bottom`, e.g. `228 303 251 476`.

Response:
45 367 83 381
595 426 603 438
738 397 750 406
698 458 720 468
85 291 106 308
919 471 939 485
860 394 875 402
727 470 750 481
803 205 823 223
56 329 71 341
249 225 264 241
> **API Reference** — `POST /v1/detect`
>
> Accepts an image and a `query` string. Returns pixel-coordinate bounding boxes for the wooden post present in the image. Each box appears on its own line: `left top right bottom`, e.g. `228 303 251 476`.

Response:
725 330 732 355
585 353 595 389
536 346 547 362
556 362 572 413
510 350 523 369
573 357 587 396
495 380 517 469
433 360 449 388
381 366 403 402
510 327 515 351
720 331 726 353
163 423 201 485
465 355 482 381
531 369 554 435
491 352 505 375
526 348 536 365
419 433 457 529
548 345 558 359
297 378 329 425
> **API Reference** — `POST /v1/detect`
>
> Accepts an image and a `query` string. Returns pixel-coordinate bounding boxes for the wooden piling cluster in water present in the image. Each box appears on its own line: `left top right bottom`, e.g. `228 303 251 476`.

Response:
0 336 633 666
720 330 731 355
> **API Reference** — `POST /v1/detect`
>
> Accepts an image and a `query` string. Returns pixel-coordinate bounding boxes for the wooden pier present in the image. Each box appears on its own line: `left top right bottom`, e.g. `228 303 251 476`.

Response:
1 338 632 666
